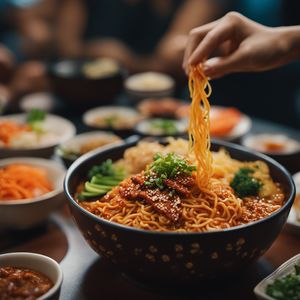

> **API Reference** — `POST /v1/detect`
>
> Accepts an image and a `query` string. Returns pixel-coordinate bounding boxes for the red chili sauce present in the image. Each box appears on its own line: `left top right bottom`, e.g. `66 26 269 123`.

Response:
0 266 53 300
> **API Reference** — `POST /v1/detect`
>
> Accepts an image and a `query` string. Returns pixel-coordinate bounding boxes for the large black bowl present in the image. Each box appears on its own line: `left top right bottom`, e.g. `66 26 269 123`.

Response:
64 139 295 284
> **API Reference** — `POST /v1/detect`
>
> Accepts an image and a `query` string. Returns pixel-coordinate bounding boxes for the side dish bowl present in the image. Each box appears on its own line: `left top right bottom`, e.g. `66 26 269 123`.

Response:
83 106 142 137
124 72 175 101
242 134 300 175
254 253 300 300
0 157 66 229
0 252 63 300
56 131 122 167
48 58 126 107
64 139 295 284
0 113 76 158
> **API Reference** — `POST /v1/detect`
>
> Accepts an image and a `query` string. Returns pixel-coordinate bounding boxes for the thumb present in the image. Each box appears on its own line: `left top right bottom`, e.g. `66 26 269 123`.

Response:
202 50 245 78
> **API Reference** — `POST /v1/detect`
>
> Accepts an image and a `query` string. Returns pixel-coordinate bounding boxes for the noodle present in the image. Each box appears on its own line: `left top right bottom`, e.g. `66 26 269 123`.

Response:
188 65 212 188
76 67 285 233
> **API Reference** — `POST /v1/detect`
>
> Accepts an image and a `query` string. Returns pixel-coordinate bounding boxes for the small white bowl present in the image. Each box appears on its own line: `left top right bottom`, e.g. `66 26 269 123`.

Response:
20 92 56 112
0 252 63 300
124 72 175 101
242 134 300 174
0 157 66 229
83 106 142 130
254 253 300 300
242 134 300 155
0 113 76 158
56 130 123 167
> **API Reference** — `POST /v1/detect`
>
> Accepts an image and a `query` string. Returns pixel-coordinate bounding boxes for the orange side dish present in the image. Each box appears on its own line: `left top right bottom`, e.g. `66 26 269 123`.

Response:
0 121 31 146
0 164 53 200
210 107 241 137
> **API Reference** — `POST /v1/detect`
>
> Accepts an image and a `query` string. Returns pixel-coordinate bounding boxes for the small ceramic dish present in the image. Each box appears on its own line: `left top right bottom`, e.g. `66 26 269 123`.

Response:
0 252 63 300
254 253 300 300
124 72 175 101
135 118 188 137
19 92 56 112
0 113 76 158
0 157 65 229
83 106 142 137
242 134 300 174
137 97 186 118
56 131 123 167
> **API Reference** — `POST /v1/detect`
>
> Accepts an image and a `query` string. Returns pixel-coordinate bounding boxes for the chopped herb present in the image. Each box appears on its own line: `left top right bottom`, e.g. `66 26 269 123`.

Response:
230 167 262 198
88 159 115 179
78 159 126 200
266 265 300 300
145 152 196 189
27 109 46 133
149 119 178 135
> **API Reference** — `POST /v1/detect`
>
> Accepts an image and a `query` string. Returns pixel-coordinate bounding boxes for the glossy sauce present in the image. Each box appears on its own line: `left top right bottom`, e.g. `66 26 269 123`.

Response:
0 266 53 300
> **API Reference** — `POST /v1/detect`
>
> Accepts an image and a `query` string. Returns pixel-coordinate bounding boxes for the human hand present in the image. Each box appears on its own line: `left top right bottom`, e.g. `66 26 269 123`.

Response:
183 12 300 78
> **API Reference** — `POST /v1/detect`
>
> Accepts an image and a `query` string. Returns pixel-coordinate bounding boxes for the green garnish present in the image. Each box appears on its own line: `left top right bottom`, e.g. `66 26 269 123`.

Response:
266 265 300 300
88 159 115 179
230 167 262 198
149 119 178 135
27 109 46 133
145 152 196 189
78 159 126 200
104 115 118 127
58 146 79 161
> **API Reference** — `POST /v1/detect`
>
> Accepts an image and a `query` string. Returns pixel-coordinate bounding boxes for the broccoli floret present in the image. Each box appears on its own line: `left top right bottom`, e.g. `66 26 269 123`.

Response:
230 168 262 198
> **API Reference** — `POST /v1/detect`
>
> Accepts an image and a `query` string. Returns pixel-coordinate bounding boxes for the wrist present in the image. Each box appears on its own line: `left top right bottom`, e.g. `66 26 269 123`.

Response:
277 26 300 63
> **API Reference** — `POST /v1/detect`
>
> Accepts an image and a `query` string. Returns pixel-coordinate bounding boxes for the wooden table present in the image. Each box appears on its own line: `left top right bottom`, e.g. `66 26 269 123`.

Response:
1 207 300 300
1 118 299 300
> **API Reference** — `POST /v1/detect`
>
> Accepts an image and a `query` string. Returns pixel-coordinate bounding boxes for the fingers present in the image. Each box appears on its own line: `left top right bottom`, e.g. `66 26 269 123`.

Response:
202 49 246 78
188 20 236 67
182 20 217 74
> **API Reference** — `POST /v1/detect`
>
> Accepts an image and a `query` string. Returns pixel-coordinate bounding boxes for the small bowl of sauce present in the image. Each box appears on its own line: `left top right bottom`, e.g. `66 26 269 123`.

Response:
242 133 300 174
0 252 63 300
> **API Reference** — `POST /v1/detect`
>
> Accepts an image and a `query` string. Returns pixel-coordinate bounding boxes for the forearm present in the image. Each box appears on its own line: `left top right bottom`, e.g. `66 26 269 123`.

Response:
54 0 86 57
283 26 300 63
128 52 183 76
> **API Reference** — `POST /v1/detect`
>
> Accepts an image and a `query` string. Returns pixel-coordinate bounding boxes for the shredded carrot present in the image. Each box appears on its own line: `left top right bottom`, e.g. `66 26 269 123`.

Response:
0 121 31 146
0 164 53 200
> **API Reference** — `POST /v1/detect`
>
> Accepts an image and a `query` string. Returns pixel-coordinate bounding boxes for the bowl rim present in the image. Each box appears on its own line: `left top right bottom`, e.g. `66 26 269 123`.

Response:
0 252 63 300
0 113 76 150
0 157 65 205
64 138 295 236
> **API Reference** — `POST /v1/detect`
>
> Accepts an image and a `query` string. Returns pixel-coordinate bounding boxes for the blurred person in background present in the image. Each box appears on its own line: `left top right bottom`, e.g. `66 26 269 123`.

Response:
0 0 228 100
53 0 227 78
0 0 51 100
0 44 14 107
